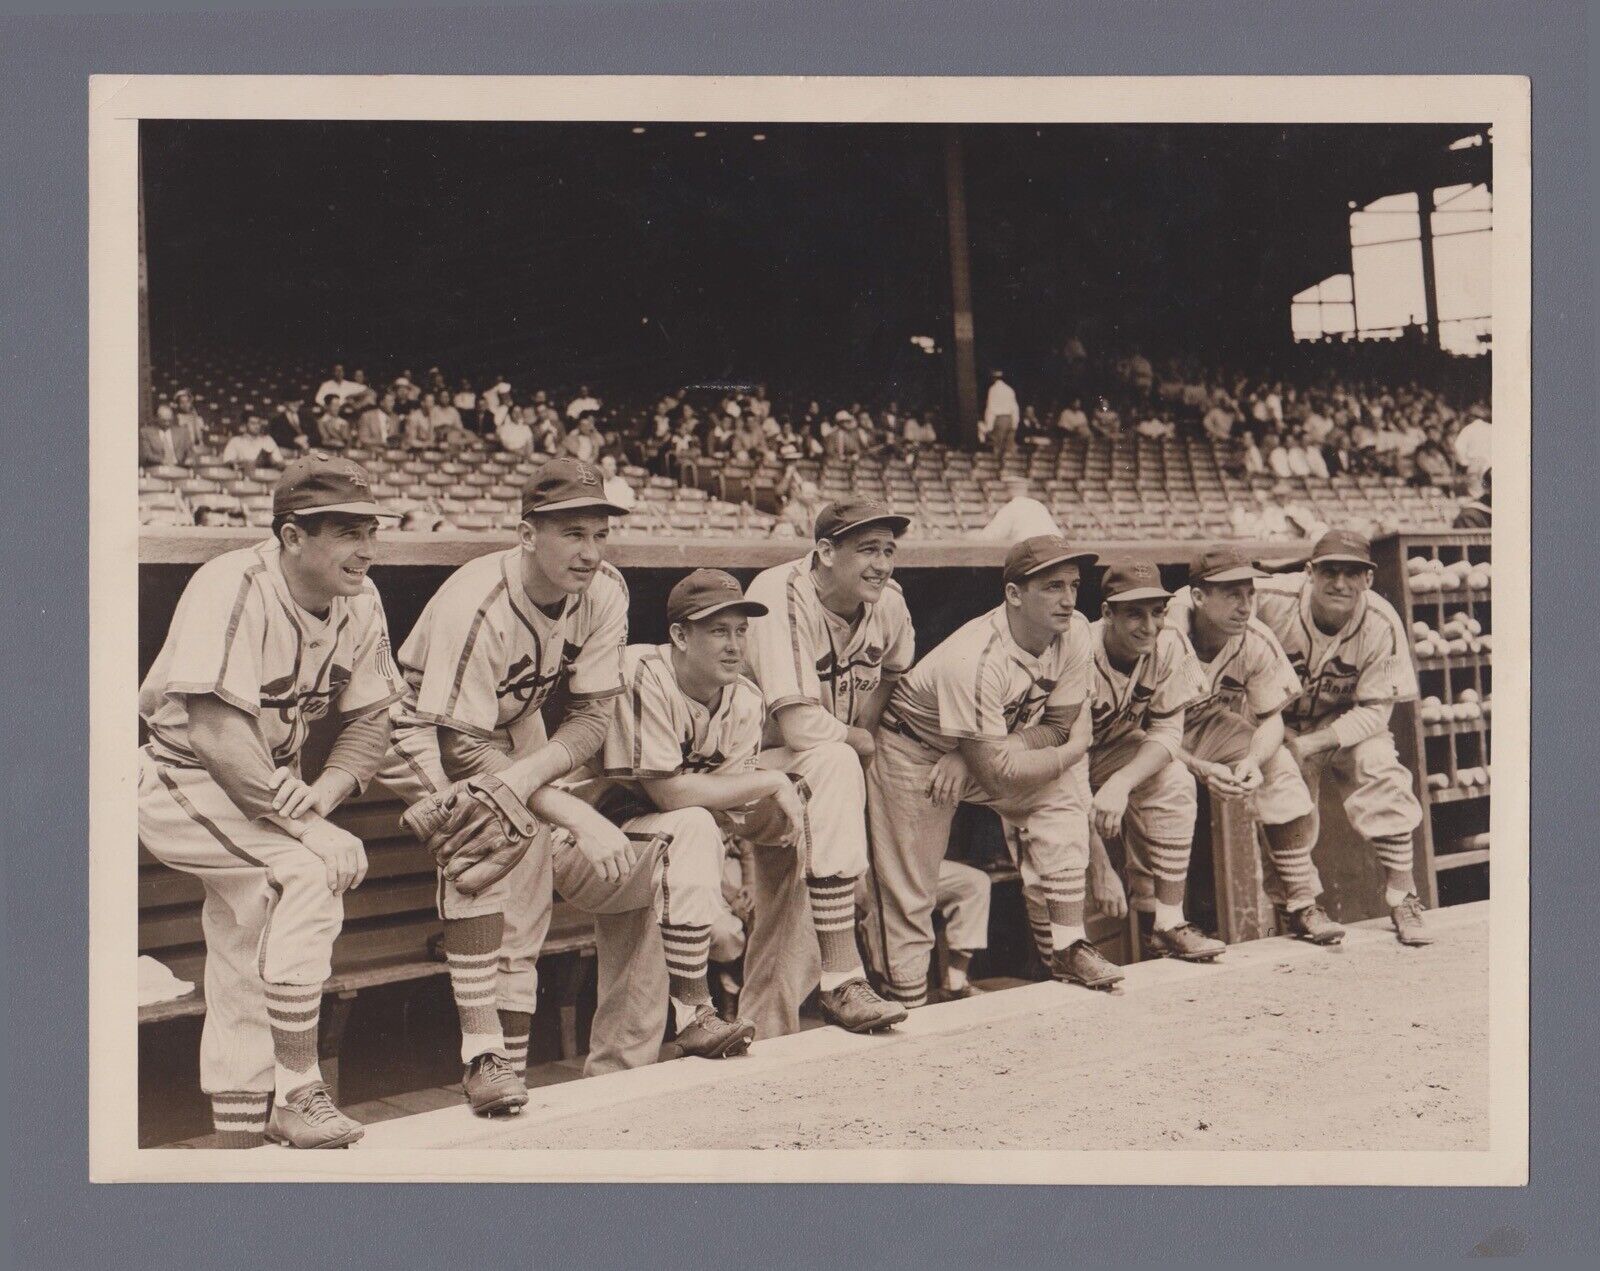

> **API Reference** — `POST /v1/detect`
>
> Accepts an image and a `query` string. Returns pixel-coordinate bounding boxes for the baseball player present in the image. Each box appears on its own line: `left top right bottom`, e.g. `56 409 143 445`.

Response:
740 499 916 1036
1250 530 1432 945
138 456 406 1148
375 457 643 1115
1087 562 1227 962
1161 545 1344 944
561 568 885 1065
866 536 1127 1004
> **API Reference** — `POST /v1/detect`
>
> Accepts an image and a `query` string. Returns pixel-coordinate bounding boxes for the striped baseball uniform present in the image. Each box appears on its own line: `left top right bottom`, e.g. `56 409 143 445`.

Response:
1086 622 1206 911
743 554 916 735
738 556 915 1036
1160 602 1316 827
1251 572 1422 870
867 606 1093 1002
138 539 405 1119
375 547 628 1016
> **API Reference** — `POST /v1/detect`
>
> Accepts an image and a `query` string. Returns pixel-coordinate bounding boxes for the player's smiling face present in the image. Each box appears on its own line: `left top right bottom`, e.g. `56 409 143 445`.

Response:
282 513 379 605
1307 562 1371 627
823 526 899 605
1193 580 1254 638
1103 598 1168 658
1012 563 1081 635
675 612 752 687
523 511 611 597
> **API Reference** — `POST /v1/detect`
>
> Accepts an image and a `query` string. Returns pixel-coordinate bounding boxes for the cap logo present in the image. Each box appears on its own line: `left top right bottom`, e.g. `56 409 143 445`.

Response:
577 466 599 486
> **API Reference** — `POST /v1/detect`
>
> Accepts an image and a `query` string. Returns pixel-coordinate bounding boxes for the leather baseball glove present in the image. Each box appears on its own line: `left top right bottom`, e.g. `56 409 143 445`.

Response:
401 775 542 896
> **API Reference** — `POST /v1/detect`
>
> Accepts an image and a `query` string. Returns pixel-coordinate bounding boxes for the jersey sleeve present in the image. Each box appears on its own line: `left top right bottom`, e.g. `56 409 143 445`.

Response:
1149 630 1207 718
602 657 683 779
338 590 408 722
745 566 826 711
1243 624 1303 717
410 583 507 737
936 640 1010 742
566 572 629 701
159 558 268 716
1355 601 1420 705
881 588 917 677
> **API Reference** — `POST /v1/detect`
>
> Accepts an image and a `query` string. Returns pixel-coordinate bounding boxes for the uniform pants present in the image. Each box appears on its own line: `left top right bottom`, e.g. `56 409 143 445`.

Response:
138 753 342 1097
1272 729 1422 901
550 806 723 1076
865 727 1088 996
857 859 992 982
1088 733 1198 913
1150 710 1324 911
740 741 868 1041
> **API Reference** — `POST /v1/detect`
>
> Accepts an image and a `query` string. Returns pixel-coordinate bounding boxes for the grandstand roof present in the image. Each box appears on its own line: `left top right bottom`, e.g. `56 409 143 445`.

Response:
143 121 1489 388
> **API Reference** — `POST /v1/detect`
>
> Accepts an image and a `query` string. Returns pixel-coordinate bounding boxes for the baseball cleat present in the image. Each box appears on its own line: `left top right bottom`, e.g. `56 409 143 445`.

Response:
1051 940 1126 990
1390 894 1436 946
463 1051 530 1116
1147 923 1226 962
265 1083 365 1149
1283 903 1346 945
819 977 908 1033
939 981 984 1002
674 1005 756 1059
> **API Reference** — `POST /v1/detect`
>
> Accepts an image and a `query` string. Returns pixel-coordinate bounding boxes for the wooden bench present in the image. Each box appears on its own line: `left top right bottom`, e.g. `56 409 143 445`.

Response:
138 789 599 1102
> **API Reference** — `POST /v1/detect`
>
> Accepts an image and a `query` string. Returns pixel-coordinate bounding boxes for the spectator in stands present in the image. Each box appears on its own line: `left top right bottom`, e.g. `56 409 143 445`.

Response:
1453 407 1492 494
496 404 535 456
669 417 704 483
452 378 476 415
976 476 1062 542
1453 468 1491 528
563 411 604 463
534 408 564 457
704 413 735 460
353 391 393 450
1293 427 1330 480
313 363 363 406
402 394 435 451
220 413 282 470
315 393 350 450
598 453 637 513
1265 431 1296 479
983 369 1019 461
566 384 601 420
269 398 310 454
825 413 864 461
1202 397 1237 443
1239 432 1267 477
1321 425 1353 477
1135 410 1176 441
173 388 207 449
1411 426 1455 488
479 376 513 431
773 479 824 538
140 403 195 468
1016 404 1050 448
1302 397 1334 446
400 508 447 533
1055 398 1091 441
1091 396 1122 440
733 411 768 462
430 390 464 441
1125 347 1155 398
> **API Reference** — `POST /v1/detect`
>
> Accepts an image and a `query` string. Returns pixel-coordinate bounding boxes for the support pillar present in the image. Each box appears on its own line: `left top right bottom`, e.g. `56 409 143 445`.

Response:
943 126 979 445
1417 187 1441 349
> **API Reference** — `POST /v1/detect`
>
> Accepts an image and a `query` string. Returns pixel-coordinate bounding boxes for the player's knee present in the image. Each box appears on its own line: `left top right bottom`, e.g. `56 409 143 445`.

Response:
812 740 867 795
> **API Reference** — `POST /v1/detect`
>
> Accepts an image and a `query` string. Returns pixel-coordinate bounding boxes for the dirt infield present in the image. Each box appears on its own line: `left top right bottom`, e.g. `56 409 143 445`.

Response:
492 911 1488 1153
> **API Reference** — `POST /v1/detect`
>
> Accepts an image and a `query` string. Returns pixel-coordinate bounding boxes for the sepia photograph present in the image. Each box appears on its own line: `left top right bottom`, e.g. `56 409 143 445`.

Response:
89 75 1529 1184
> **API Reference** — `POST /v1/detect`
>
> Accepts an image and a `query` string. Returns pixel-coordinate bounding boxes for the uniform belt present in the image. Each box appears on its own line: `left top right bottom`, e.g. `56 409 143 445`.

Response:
883 716 940 753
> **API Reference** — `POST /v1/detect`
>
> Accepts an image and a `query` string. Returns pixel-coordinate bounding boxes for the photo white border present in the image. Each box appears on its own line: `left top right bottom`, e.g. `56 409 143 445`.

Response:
90 73 1530 1185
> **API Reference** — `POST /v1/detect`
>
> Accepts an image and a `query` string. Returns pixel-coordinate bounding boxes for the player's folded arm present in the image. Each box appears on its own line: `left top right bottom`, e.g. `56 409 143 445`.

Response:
319 707 392 799
956 732 1070 799
183 692 294 822
638 768 785 814
771 699 849 751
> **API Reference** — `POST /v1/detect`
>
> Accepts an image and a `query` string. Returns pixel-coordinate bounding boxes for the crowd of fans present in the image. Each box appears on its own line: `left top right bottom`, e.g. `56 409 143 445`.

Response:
141 339 1491 537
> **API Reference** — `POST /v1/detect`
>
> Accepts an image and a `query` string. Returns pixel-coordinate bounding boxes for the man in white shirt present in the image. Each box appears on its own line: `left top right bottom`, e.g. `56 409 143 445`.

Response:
1453 410 1492 491
1056 400 1091 440
220 414 283 469
313 363 364 407
984 370 1020 461
566 385 601 421
976 476 1062 542
598 454 636 512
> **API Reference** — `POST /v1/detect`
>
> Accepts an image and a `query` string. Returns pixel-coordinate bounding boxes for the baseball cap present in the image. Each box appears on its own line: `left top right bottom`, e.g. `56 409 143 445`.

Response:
1102 561 1173 604
520 457 631 520
1309 529 1375 568
1002 535 1098 585
1189 545 1268 584
667 569 769 625
813 498 911 542
273 454 398 519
